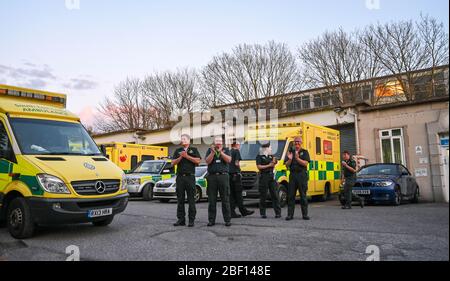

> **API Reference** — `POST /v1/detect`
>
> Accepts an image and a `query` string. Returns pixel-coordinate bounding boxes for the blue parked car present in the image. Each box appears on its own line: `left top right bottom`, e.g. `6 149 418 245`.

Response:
339 163 420 206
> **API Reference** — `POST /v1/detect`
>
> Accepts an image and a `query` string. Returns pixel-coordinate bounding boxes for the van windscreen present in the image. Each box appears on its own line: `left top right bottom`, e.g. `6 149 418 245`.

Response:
10 118 102 156
239 140 286 160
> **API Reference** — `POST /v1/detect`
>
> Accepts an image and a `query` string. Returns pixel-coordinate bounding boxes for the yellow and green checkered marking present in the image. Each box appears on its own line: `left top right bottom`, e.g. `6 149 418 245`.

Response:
308 161 341 181
0 159 44 196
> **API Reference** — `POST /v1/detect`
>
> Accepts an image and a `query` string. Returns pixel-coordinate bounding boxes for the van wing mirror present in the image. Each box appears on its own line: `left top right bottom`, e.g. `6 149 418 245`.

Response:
100 145 107 157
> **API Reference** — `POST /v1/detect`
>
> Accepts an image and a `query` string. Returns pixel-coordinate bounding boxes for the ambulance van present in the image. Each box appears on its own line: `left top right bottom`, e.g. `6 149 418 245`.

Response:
0 85 129 239
100 142 168 173
238 122 341 206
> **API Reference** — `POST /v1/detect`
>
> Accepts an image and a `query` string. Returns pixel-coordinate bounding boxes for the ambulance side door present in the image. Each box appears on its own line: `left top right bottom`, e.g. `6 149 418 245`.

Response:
304 125 316 192
0 116 15 192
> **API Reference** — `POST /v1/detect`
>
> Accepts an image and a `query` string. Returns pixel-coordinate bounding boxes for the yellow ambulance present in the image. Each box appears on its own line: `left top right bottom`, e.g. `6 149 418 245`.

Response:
238 122 341 206
0 85 129 239
100 142 168 173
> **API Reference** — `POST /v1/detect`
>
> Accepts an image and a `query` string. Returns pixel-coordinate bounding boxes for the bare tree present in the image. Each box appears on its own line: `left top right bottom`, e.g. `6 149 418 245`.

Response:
417 14 449 97
201 41 303 110
142 68 200 128
361 20 430 101
95 78 154 132
299 28 384 104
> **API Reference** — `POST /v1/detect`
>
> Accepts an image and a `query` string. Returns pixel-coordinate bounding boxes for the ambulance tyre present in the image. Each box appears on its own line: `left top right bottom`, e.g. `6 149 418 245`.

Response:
278 184 288 208
7 197 35 239
319 183 331 202
142 183 153 201
92 216 114 227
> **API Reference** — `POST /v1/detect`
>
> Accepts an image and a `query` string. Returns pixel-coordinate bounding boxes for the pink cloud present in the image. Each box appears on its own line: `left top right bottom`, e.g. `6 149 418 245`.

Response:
78 106 96 127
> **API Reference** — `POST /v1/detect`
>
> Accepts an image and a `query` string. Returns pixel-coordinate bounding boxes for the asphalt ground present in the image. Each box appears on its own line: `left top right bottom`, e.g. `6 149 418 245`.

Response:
0 197 448 261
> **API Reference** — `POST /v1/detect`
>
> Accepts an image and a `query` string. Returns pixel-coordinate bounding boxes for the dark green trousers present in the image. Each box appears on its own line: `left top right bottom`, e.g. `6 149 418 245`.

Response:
229 173 246 215
343 177 356 207
288 172 308 217
207 174 231 223
176 175 196 222
258 173 281 216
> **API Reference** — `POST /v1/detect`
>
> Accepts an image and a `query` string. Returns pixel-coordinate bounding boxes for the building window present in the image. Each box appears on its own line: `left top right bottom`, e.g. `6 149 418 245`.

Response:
313 92 334 108
379 128 406 165
313 94 322 108
286 95 310 112
361 85 373 101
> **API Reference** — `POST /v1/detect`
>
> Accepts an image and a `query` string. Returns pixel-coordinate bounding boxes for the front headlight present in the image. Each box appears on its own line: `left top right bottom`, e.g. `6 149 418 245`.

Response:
122 174 128 190
374 180 394 187
126 178 140 185
36 174 71 194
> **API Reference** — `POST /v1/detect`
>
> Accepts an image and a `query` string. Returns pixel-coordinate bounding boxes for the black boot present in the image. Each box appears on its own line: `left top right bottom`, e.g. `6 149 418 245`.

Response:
241 209 255 217
231 212 242 218
173 220 186 226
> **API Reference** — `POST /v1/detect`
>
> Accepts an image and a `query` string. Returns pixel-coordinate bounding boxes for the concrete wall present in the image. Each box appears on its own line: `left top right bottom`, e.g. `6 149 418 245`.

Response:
358 101 449 202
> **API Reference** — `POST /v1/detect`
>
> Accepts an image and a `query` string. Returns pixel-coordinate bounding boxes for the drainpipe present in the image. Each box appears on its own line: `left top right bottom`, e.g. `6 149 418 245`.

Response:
348 111 360 155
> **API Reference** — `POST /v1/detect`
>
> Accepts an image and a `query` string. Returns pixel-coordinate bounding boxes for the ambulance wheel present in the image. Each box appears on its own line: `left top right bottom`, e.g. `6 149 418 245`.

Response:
278 184 288 208
92 216 114 227
318 184 331 202
7 197 35 239
142 184 153 201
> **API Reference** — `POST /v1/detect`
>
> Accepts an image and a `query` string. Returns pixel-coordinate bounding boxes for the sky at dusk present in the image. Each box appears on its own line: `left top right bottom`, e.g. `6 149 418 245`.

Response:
0 0 448 126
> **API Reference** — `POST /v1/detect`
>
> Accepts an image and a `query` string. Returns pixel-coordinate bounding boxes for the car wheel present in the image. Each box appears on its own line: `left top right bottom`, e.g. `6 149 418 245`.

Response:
339 193 346 206
92 216 114 227
7 197 35 239
159 199 170 203
411 186 420 203
393 187 402 206
142 184 153 201
195 186 202 203
278 184 288 208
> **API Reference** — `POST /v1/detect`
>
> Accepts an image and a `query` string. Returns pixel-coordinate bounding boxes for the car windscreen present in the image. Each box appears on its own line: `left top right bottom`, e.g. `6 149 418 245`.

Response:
131 161 165 174
239 140 286 160
10 118 101 156
195 166 207 177
357 165 399 176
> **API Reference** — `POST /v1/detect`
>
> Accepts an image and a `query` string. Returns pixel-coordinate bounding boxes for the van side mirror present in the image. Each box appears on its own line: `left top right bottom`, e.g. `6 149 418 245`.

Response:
100 145 107 157
0 148 15 162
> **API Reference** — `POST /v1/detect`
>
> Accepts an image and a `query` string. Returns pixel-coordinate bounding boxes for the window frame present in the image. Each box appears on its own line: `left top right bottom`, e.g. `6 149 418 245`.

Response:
379 128 406 165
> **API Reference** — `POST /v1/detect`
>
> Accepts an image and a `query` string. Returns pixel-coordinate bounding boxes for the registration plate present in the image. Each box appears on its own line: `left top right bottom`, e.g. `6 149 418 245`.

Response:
88 208 112 218
157 189 166 192
353 190 370 195
242 191 247 197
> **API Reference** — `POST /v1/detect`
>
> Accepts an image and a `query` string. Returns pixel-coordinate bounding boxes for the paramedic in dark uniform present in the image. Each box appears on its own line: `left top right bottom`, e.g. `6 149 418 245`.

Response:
284 136 311 221
205 136 232 227
256 143 281 219
171 134 202 227
341 151 364 209
229 140 255 218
